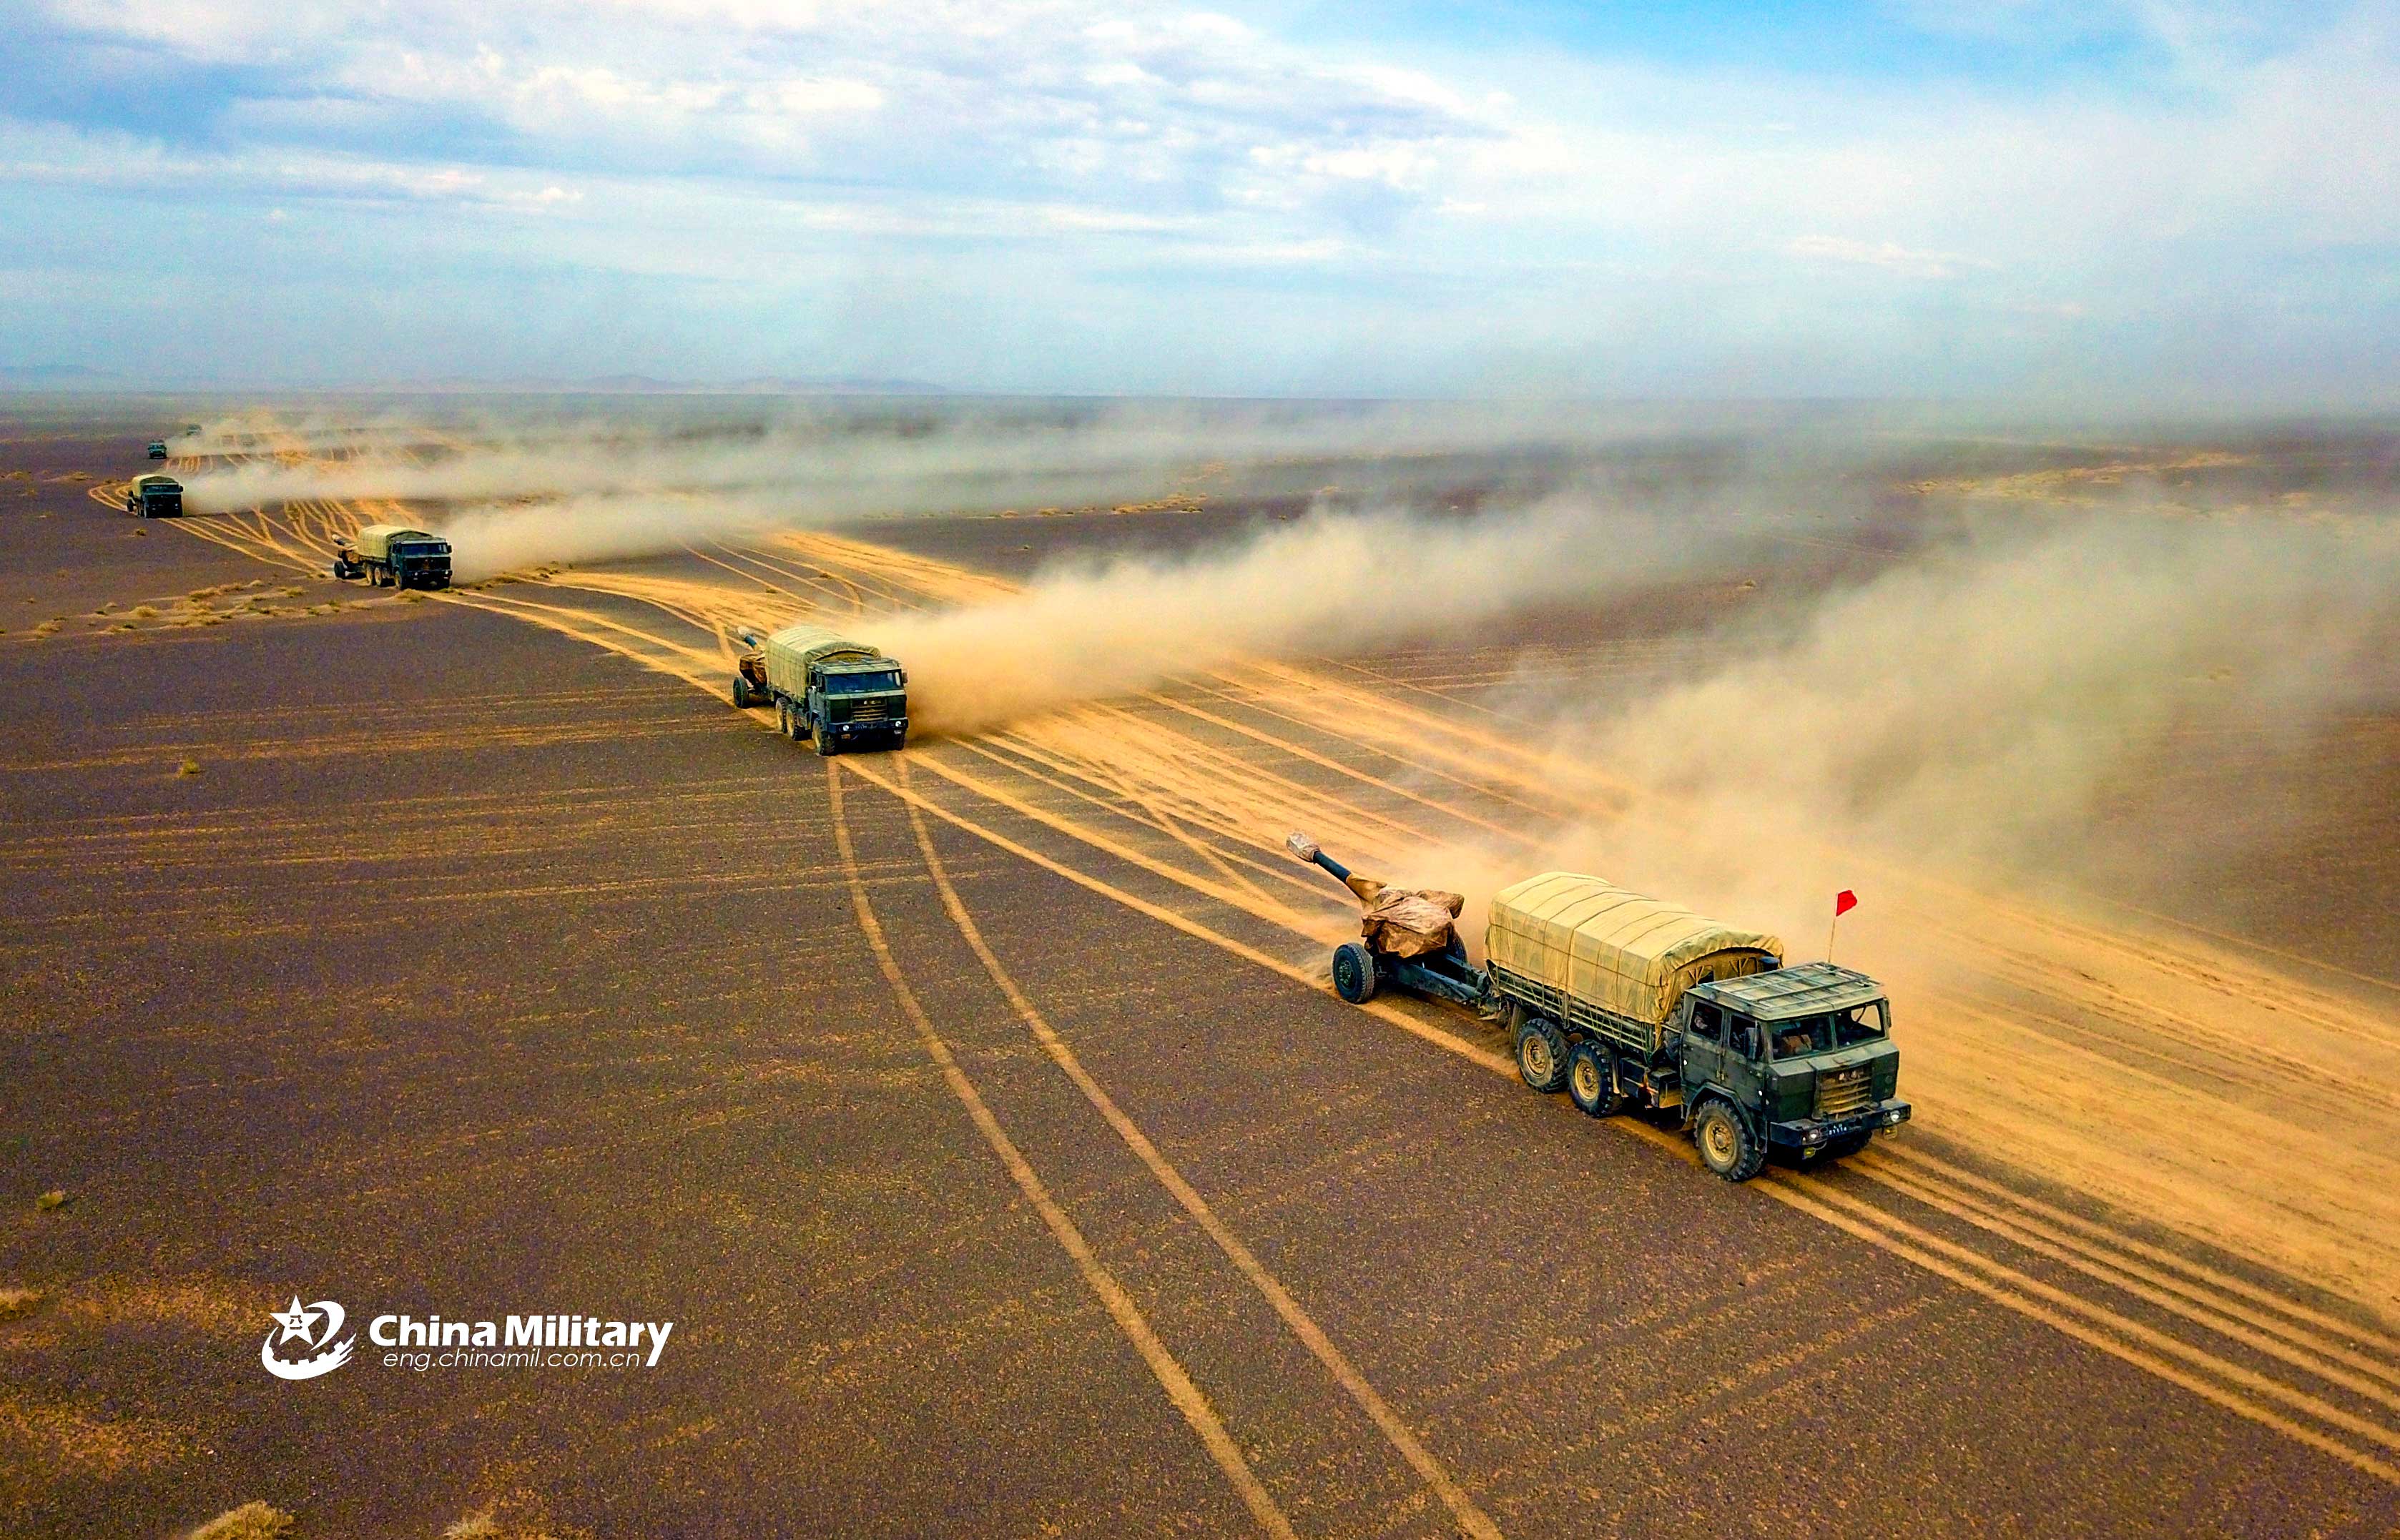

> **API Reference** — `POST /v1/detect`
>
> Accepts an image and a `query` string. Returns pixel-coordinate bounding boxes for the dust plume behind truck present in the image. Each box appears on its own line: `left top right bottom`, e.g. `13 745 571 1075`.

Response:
733 623 909 755
1290 838 1909 1183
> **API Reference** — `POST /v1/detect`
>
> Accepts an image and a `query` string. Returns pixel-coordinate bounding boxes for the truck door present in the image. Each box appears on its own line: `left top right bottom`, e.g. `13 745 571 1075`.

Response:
1679 1002 1727 1099
1721 1015 1769 1122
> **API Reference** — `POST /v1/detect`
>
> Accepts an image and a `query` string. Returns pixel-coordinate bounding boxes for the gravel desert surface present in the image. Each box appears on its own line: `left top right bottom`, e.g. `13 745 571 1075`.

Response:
4 399 2399 1538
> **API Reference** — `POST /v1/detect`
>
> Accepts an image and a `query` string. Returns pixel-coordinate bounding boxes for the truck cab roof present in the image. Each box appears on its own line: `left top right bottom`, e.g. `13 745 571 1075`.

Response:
1688 962 1884 1022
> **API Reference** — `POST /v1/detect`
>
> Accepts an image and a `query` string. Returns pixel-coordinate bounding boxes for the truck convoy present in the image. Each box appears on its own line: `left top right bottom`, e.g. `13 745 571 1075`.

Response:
333 525 453 590
1289 837 1909 1182
733 623 909 754
122 474 182 518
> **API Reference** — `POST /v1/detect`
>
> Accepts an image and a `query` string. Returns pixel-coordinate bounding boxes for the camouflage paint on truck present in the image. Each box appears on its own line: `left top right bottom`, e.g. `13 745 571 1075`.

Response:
123 474 182 518
348 524 452 590
1482 872 1909 1180
749 623 909 755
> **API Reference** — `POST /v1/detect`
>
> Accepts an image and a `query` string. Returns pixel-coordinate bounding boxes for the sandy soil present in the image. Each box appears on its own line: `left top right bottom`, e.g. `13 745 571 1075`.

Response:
4 406 2399 1537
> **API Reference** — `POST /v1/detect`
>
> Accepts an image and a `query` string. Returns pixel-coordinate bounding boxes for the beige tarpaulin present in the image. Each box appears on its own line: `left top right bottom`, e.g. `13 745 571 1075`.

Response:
1486 872 1781 1027
1341 872 1466 959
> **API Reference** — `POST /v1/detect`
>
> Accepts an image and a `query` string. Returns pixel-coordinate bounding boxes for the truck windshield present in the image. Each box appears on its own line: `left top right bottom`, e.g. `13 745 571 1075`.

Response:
825 670 900 694
1770 1003 1889 1058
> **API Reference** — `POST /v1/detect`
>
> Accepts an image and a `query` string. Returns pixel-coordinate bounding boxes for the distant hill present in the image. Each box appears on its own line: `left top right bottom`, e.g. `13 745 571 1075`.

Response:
0 365 948 395
0 364 120 390
406 374 950 396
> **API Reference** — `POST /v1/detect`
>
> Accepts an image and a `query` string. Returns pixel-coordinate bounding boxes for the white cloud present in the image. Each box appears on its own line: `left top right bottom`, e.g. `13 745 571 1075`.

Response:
1786 234 1996 280
10 0 2400 398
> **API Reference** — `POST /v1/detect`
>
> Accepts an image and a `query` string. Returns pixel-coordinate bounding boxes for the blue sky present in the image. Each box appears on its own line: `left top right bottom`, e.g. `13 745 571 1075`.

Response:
2 0 2394 400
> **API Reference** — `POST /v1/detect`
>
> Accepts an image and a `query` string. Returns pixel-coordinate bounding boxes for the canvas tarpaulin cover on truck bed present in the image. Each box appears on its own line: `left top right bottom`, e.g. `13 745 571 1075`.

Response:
762 623 882 696
1485 872 1782 1028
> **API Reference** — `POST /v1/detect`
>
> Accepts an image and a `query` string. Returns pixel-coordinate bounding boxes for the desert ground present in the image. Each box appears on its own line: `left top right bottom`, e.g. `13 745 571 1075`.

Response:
4 398 2399 1538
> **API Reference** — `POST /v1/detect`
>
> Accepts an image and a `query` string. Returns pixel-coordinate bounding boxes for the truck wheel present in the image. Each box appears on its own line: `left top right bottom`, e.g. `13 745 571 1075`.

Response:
1515 1017 1570 1094
1331 942 1377 1003
1566 1041 1623 1117
1694 1101 1765 1183
812 721 835 756
1822 1132 1873 1160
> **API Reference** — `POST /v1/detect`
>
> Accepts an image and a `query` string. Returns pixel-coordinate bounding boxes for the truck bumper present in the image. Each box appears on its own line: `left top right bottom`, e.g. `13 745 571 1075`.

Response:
1770 1099 1912 1148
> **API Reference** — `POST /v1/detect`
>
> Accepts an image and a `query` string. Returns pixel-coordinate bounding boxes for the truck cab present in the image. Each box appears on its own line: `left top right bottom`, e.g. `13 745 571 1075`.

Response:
145 440 169 460
1677 963 1911 1179
807 659 908 751
385 534 453 590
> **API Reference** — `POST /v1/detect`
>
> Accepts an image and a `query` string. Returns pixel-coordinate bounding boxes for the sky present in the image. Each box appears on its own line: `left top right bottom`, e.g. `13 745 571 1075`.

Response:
1 0 2395 400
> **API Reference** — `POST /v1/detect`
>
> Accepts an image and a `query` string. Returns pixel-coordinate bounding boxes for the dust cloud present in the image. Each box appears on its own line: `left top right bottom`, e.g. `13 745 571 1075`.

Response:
878 492 1749 736
1412 511 2400 949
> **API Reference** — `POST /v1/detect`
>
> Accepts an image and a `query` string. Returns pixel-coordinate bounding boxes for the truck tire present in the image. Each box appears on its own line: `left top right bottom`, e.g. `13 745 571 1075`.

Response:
1566 1041 1623 1117
1515 1017 1570 1094
1694 1100 1765 1183
1331 942 1377 1003
812 720 835 756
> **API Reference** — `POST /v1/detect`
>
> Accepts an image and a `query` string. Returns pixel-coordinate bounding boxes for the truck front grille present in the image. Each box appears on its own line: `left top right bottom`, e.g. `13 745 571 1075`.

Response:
1816 1067 1874 1119
843 699 895 722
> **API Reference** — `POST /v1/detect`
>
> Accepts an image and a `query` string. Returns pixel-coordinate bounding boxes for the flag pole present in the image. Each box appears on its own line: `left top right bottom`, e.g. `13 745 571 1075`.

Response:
1828 911 1838 964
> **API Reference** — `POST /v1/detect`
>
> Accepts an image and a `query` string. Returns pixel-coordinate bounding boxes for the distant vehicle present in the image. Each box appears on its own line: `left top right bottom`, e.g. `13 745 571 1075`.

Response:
182 424 202 436
145 440 169 459
335 523 452 590
1291 844 1910 1183
123 473 182 518
736 623 909 754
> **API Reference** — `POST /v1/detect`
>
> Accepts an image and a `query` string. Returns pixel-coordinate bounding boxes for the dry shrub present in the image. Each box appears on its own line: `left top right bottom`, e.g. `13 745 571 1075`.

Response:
0 1286 42 1318
186 1502 296 1540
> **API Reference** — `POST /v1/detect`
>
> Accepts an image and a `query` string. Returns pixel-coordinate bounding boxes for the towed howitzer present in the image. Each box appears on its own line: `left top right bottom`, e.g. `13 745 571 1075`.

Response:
1284 834 1492 1010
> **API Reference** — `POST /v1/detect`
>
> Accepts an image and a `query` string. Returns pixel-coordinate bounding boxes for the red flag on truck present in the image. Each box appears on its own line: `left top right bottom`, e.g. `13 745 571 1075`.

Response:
1834 889 1858 917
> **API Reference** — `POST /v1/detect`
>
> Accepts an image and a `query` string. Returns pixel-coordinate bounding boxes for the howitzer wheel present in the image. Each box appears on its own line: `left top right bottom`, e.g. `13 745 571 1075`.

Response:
1515 1017 1570 1094
1331 942 1377 1004
1566 1041 1623 1117
1694 1101 1765 1183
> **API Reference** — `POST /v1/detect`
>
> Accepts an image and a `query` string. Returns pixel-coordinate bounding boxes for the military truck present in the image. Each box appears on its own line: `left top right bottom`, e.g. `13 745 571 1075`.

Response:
1295 845 1909 1182
123 473 182 518
337 524 452 590
145 440 169 460
736 623 908 755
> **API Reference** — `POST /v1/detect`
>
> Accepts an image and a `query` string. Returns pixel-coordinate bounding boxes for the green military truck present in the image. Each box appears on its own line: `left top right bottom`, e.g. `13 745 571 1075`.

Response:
335 524 452 590
123 473 182 518
1298 846 1911 1183
1486 872 1909 1180
736 623 908 755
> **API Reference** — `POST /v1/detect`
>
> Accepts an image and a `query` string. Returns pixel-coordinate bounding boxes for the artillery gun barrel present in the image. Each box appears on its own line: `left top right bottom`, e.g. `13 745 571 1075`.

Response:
1284 832 1354 887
